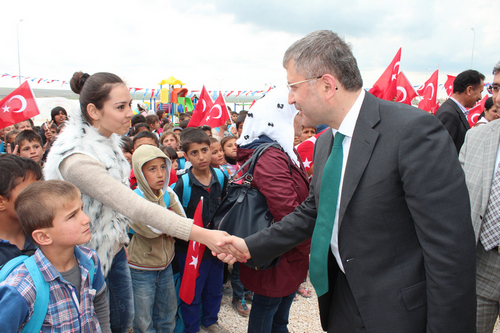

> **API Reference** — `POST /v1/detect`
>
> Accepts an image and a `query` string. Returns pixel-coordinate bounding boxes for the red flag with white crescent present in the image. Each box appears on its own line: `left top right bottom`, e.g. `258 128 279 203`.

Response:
200 92 230 128
395 71 417 105
188 86 213 127
0 81 40 129
444 75 456 97
369 48 401 101
296 128 329 175
179 198 205 305
418 70 439 114
467 95 489 127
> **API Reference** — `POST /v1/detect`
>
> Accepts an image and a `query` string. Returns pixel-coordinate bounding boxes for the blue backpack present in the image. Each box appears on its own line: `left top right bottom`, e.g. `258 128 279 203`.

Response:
0 254 95 333
176 168 225 208
133 188 171 207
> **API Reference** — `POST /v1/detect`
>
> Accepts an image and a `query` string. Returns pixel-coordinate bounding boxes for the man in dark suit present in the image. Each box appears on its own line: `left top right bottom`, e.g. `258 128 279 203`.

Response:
435 69 485 152
216 30 476 333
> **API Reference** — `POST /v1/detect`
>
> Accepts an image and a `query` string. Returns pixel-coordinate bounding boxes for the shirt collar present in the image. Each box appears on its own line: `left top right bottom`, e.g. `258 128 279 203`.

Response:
333 89 365 138
449 97 469 114
35 246 92 283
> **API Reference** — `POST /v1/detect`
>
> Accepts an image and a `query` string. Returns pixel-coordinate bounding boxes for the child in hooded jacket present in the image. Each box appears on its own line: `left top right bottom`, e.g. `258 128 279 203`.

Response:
128 145 186 333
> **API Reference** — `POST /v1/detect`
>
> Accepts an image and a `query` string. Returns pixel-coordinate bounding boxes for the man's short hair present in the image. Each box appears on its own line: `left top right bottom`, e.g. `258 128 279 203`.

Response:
14 129 43 148
145 115 159 126
493 61 500 75
131 114 147 127
0 154 42 200
132 130 159 147
180 128 210 152
283 30 363 92
15 180 80 243
453 70 485 94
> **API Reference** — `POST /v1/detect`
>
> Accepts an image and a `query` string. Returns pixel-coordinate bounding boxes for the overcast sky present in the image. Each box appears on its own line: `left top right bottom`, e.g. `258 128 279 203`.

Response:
1 0 498 95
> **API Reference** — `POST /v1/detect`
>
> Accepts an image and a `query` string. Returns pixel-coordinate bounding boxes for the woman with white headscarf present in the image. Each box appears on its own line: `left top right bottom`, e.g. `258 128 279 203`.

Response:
236 87 311 333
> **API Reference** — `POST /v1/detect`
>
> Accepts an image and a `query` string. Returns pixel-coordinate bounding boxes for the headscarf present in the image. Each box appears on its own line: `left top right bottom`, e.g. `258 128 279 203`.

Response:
236 86 300 166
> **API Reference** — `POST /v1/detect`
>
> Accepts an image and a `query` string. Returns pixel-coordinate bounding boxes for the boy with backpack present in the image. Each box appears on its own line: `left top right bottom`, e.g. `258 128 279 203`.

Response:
128 144 186 332
0 154 41 266
173 128 229 333
0 180 111 332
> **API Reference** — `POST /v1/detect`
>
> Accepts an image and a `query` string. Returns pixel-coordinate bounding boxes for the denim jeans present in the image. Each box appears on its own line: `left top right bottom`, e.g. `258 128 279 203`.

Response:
131 264 177 333
231 262 244 301
177 252 224 333
106 247 135 333
247 291 297 333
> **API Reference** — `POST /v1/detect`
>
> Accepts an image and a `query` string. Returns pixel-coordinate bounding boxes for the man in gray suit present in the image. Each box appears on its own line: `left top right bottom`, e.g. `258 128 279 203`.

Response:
217 30 476 333
460 61 500 333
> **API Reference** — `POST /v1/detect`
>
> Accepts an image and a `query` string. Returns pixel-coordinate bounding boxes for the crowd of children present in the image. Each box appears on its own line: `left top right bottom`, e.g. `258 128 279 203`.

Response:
0 74 321 333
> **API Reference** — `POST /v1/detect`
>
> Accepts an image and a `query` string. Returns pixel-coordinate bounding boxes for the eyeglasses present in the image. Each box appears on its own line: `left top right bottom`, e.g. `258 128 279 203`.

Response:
487 85 500 94
287 76 323 93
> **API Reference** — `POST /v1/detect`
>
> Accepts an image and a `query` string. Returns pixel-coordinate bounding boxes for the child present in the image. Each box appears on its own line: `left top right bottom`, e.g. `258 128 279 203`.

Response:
209 137 230 177
5 129 20 149
14 119 34 131
146 115 161 138
161 146 179 186
133 130 160 150
120 136 134 166
299 126 316 142
133 122 151 136
129 145 186 333
159 130 180 150
220 136 238 176
0 154 41 265
0 180 111 332
14 130 45 166
173 128 229 333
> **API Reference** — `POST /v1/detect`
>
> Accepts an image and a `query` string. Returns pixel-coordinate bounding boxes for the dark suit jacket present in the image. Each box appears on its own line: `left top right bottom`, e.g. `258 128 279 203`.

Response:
245 93 476 333
435 98 471 153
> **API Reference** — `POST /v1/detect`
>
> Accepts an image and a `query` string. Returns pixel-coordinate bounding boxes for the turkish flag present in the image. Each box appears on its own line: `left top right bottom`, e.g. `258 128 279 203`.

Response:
444 75 456 97
179 198 205 305
296 128 329 174
369 48 401 101
188 86 213 127
0 81 40 129
200 92 230 128
418 70 439 114
395 72 417 105
467 95 489 127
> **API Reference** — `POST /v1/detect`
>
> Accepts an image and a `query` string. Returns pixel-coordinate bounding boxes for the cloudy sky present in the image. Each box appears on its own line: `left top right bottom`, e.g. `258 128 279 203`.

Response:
1 0 498 96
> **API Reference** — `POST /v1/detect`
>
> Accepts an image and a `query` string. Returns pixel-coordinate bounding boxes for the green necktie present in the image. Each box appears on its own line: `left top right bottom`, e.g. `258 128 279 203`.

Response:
310 131 345 297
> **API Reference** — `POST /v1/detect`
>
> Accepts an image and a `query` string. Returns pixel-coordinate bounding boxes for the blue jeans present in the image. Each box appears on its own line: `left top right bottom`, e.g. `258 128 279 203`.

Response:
106 247 135 333
177 253 224 333
247 291 297 333
131 264 177 333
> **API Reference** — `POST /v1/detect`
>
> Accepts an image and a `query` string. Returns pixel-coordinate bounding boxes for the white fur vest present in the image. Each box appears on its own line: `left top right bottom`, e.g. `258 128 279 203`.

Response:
44 111 131 277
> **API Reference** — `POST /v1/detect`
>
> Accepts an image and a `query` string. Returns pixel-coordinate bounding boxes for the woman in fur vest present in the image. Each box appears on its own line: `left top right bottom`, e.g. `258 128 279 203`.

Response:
44 71 232 332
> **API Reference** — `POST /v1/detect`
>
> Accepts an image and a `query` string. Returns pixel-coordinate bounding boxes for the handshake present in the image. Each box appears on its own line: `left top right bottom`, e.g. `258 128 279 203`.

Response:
192 227 251 265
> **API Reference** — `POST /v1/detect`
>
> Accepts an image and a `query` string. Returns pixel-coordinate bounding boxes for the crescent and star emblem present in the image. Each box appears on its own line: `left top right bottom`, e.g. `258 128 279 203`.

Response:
210 104 223 119
425 83 435 100
396 86 407 103
2 95 27 113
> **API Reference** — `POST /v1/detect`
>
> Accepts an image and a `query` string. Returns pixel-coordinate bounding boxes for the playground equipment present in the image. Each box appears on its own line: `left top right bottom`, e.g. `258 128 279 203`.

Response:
157 76 193 121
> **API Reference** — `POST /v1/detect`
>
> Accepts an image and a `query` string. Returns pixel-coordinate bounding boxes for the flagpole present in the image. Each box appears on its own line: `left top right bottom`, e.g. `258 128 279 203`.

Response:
17 19 23 86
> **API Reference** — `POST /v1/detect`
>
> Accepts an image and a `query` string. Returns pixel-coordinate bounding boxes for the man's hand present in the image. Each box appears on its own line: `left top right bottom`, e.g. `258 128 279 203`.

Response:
212 235 251 265
190 226 247 263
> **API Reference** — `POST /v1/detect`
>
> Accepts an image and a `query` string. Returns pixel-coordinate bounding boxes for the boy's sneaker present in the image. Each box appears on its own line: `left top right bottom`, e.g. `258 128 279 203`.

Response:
201 322 230 333
232 299 250 317
244 293 253 303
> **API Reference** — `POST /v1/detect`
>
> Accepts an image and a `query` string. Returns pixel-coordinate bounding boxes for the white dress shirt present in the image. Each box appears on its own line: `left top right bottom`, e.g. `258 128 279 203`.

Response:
329 89 365 273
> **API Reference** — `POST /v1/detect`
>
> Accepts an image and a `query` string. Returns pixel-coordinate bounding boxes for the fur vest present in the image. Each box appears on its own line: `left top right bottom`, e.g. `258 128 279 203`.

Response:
44 111 131 277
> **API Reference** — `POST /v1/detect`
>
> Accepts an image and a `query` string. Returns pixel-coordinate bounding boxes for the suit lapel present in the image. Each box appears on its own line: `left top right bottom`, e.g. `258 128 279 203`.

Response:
338 94 380 224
